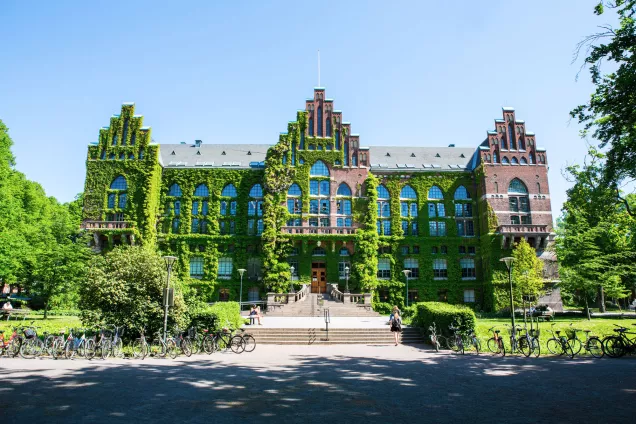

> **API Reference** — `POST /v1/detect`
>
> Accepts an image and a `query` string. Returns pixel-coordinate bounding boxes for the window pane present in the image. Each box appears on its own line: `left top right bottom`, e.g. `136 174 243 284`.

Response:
221 184 236 197
320 180 330 196
190 256 204 277
437 203 445 217
217 257 233 277
439 222 446 236
428 203 436 217
168 183 182 196
377 185 390 199
509 197 519 212
196 184 210 197
337 183 352 196
192 201 199 215
401 202 408 217
464 289 475 303
310 160 330 176
455 203 463 217
402 220 408 233
400 185 417 199
511 216 520 225
202 201 208 216
428 186 444 199
310 180 319 195
429 221 438 236
107 193 115 209
249 184 263 198
410 203 418 217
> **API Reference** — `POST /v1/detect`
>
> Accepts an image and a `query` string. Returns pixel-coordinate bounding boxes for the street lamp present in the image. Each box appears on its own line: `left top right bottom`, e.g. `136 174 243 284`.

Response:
238 268 246 312
344 266 350 293
500 257 516 330
162 255 177 341
402 269 411 307
289 266 296 294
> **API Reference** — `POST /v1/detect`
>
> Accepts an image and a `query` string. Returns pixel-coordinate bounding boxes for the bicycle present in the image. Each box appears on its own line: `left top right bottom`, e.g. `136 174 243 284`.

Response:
150 331 178 359
0 326 24 357
107 325 125 358
447 322 465 355
93 326 112 360
428 322 446 352
528 327 541 358
463 329 481 354
170 327 192 357
20 324 45 359
131 327 149 359
45 329 67 359
546 324 574 359
602 324 636 358
64 328 88 359
486 326 506 356
204 326 245 354
566 324 603 358
236 328 256 353
505 325 532 357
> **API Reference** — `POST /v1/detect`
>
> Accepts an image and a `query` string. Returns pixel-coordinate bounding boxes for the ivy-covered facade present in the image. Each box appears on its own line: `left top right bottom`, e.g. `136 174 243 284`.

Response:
81 89 555 311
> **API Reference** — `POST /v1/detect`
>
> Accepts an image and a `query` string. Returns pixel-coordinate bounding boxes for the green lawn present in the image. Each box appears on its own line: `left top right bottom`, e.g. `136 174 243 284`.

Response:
0 314 81 337
474 316 636 356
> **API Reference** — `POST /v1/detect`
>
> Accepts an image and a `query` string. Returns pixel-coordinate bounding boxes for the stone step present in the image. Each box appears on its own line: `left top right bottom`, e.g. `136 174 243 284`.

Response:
241 327 424 344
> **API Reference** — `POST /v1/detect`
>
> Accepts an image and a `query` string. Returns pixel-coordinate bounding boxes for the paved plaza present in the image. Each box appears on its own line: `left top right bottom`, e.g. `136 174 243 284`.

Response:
1 344 635 424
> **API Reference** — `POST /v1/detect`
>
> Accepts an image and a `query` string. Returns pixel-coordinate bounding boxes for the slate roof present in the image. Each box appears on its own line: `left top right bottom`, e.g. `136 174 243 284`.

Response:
367 146 478 172
159 143 271 169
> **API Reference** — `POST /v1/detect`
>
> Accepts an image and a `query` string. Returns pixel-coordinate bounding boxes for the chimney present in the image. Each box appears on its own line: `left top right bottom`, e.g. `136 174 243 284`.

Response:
195 140 202 147
448 144 455 147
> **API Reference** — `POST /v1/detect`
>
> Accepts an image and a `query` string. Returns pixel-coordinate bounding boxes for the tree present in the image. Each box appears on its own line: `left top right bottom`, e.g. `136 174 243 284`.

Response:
79 246 188 334
493 239 544 310
571 1 636 205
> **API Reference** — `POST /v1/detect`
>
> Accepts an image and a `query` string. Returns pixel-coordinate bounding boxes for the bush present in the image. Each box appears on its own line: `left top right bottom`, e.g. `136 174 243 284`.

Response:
189 302 244 331
412 302 476 337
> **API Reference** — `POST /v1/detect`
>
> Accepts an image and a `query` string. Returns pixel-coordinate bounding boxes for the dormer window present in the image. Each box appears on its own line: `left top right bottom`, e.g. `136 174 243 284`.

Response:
385 152 391 157
460 153 465 158
247 151 252 155
410 153 416 157
435 153 441 158
221 151 226 155
171 151 176 155
196 150 201 155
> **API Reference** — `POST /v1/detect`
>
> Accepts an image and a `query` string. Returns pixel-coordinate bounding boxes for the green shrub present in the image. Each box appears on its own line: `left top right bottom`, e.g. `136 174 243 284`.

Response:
412 302 476 337
189 302 244 331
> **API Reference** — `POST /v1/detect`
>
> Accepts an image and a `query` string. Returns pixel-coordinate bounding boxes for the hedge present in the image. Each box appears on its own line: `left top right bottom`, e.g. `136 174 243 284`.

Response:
412 302 476 337
189 302 244 331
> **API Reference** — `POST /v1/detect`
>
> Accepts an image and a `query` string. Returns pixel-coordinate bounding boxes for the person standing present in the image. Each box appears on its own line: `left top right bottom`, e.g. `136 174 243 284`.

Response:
390 310 402 346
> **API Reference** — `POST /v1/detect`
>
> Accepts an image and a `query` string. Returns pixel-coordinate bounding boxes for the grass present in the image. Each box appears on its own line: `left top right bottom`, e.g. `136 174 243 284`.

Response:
473 316 636 356
0 315 82 336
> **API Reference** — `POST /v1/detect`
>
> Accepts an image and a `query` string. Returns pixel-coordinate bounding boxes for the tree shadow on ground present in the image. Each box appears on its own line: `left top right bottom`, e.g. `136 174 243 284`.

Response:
1 347 635 424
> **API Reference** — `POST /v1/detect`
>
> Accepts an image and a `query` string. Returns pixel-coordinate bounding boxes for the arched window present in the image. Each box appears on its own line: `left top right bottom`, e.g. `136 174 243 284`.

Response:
377 185 390 199
428 186 444 200
520 157 528 165
308 115 314 136
168 184 182 196
221 184 237 197
502 157 510 164
288 184 302 196
509 123 516 150
511 157 519 165
110 176 127 190
537 182 541 194
337 183 352 196
249 184 263 198
500 137 507 150
508 178 528 194
529 153 534 164
400 185 417 199
317 106 323 137
194 184 209 197
519 136 526 150
310 161 330 176
344 141 349 166
326 116 332 137
335 130 340 150
454 186 470 200
493 152 498 163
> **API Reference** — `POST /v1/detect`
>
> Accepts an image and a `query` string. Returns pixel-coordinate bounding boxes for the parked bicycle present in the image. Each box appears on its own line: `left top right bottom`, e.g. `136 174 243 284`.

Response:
505 325 532 357
602 324 636 358
44 329 67 359
0 326 22 357
150 331 178 359
20 323 44 359
546 324 574 359
131 327 149 359
64 328 88 359
170 327 192 357
566 325 603 358
428 322 446 352
486 326 506 356
204 326 245 354
447 322 465 355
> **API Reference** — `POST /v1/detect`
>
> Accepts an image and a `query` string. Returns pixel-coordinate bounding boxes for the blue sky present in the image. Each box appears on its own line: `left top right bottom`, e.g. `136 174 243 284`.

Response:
0 1 607 216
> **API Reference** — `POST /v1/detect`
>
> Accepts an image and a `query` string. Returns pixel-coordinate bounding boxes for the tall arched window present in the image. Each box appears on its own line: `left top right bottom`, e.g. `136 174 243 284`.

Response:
308 115 314 136
493 152 498 163
508 178 531 225
344 140 349 166
291 141 296 165
428 186 445 237
220 184 237 234
310 160 330 176
317 106 323 136
336 183 352 228
195 184 209 197
287 184 302 218
537 182 541 194
248 184 264 236
454 185 473 236
500 137 507 150
509 123 516 150
400 185 418 236
110 176 127 190
326 116 331 137
338 247 351 279
377 184 391 235
168 184 182 196
529 153 535 164
335 130 340 150
519 135 526 150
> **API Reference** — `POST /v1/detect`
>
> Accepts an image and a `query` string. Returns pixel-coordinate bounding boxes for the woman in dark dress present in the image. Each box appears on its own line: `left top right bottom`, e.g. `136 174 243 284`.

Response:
390 310 402 346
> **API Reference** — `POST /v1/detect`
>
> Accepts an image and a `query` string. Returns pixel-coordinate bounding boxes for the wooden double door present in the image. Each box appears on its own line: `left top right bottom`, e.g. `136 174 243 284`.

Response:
311 262 327 294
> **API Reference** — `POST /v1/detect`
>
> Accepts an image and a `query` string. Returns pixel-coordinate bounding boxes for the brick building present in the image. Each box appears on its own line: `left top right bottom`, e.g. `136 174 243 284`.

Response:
81 88 556 311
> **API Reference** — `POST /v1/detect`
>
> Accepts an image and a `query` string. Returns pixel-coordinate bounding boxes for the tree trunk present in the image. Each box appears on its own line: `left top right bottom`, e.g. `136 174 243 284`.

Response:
599 286 606 313
585 296 591 320
43 302 48 320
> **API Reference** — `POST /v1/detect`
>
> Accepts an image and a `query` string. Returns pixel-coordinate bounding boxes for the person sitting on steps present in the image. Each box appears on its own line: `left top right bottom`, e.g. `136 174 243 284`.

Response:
249 304 263 325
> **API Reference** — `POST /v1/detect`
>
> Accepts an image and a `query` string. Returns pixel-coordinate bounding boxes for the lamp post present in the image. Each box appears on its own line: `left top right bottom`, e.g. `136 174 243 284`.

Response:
500 257 516 330
402 269 411 307
238 268 246 312
344 266 350 293
290 266 295 294
162 255 177 342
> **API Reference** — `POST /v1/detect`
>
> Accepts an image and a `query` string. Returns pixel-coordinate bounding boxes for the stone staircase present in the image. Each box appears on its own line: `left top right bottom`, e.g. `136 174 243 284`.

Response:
265 293 381 317
244 327 424 345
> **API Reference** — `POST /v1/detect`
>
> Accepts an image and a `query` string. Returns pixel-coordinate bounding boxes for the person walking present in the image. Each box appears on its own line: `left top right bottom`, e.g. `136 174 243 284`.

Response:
390 309 402 346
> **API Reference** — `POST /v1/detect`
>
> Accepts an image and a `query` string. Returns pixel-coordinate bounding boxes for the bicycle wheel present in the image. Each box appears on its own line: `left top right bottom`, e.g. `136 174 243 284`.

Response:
473 337 481 354
519 336 531 358
166 339 178 359
498 338 506 357
100 340 111 359
181 338 192 357
112 338 124 358
189 336 201 355
52 339 64 359
150 339 166 358
603 336 624 358
131 339 145 359
20 338 36 359
44 335 55 356
64 340 76 359
229 335 245 353
587 337 604 359
431 336 439 352
202 335 215 354
242 335 256 353
84 339 96 359
562 339 575 359
8 338 22 357
531 338 540 358
487 337 499 354
569 338 582 356
447 336 458 352
546 338 563 355
437 336 448 350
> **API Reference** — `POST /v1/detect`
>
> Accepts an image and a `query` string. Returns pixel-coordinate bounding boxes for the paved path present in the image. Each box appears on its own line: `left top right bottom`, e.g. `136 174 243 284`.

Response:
1 345 634 423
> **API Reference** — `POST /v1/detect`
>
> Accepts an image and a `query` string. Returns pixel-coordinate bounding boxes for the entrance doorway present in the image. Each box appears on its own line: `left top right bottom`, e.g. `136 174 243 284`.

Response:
311 262 327 294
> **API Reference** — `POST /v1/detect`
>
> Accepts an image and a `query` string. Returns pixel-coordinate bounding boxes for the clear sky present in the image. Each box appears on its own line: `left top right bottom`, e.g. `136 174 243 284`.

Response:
0 0 608 217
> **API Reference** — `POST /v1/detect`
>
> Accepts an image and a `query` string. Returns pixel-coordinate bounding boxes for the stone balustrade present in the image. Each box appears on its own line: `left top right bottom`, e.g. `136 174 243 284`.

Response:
82 220 133 230
280 226 356 235
497 224 549 234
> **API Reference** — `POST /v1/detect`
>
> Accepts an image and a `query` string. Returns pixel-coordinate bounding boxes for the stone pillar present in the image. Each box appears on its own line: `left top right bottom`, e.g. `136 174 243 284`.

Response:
343 294 351 304
363 293 372 305
287 293 296 304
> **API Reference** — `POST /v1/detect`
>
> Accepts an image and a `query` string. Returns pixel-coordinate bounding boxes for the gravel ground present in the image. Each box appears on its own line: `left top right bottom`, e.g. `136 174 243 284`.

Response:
1 344 634 423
